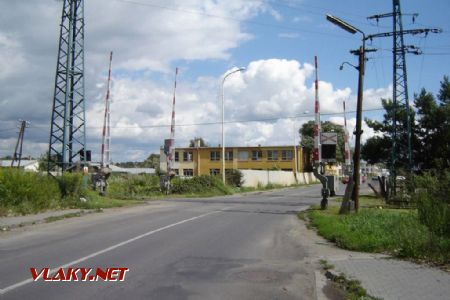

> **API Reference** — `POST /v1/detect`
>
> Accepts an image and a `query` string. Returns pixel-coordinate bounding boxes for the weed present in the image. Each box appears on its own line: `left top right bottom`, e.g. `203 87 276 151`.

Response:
308 206 450 265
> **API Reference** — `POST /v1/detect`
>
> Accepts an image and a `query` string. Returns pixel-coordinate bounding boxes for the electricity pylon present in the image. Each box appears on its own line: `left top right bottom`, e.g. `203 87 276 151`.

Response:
48 0 87 173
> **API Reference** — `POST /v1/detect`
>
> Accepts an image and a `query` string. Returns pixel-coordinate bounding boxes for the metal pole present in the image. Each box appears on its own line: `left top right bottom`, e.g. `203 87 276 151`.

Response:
221 68 245 184
352 43 366 213
222 77 225 184
293 118 298 174
101 51 113 168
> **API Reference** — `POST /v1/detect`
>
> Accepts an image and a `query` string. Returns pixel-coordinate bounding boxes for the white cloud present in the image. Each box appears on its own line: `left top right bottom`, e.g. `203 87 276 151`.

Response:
0 33 26 80
0 1 391 162
85 0 267 73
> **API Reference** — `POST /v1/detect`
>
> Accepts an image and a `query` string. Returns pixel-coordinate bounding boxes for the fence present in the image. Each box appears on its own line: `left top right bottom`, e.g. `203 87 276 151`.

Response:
240 169 319 188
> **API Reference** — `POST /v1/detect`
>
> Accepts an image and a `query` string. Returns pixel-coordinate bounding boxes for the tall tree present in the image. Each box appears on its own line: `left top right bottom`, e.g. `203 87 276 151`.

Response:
362 76 450 172
362 98 417 170
143 153 160 169
189 137 208 147
414 76 450 169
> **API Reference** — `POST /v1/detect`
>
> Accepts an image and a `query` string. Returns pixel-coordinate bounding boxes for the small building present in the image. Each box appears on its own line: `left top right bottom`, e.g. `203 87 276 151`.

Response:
160 145 311 176
109 165 155 175
0 160 39 172
90 163 155 175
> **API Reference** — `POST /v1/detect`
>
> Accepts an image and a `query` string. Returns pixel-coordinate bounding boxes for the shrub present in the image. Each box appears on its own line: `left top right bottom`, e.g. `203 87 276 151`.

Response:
57 172 85 199
226 169 244 187
107 174 160 199
0 169 61 215
412 172 450 237
171 175 231 195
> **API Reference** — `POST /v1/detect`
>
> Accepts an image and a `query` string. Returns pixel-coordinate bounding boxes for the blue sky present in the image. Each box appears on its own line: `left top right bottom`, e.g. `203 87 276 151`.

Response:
0 0 448 162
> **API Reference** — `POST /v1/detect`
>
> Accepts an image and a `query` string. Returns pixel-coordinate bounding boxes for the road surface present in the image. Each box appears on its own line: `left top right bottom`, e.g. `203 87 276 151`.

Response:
1 185 325 299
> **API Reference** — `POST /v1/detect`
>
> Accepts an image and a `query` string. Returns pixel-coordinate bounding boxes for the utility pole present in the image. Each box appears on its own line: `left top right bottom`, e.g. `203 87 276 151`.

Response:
11 120 29 168
311 56 329 210
48 0 87 174
101 51 113 168
342 100 352 174
367 0 441 196
327 14 376 212
168 68 178 176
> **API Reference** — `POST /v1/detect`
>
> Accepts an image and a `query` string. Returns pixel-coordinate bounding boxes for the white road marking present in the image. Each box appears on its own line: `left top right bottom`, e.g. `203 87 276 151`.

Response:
0 210 223 295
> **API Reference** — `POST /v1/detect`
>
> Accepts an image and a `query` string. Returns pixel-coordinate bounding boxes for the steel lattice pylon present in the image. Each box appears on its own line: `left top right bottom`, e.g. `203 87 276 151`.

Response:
367 0 441 196
391 0 412 193
48 0 86 173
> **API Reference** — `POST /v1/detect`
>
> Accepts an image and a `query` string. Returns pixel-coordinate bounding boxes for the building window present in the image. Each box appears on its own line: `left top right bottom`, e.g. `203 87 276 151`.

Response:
210 151 220 161
225 151 233 161
210 168 220 175
174 152 179 162
183 169 193 176
267 150 278 161
183 151 193 162
173 169 179 175
238 151 248 161
252 150 262 161
282 150 293 161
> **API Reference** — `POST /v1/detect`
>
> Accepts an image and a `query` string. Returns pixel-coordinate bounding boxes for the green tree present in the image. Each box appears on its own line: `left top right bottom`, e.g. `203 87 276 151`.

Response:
299 121 345 163
143 153 160 169
362 75 450 172
361 98 417 169
189 137 208 147
414 76 450 170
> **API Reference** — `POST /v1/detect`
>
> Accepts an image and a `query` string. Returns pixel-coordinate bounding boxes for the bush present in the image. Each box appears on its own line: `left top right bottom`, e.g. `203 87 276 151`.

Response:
0 169 61 215
57 172 85 199
412 172 450 237
225 169 244 187
171 175 232 195
107 174 160 199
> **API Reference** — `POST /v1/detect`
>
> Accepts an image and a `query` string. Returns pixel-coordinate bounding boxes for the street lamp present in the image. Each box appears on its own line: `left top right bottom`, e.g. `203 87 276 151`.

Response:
339 62 358 71
327 14 367 212
221 67 245 184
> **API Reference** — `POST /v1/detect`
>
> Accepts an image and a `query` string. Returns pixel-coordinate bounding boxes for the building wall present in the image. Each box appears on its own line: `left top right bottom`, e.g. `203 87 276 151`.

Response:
240 170 319 187
161 146 309 176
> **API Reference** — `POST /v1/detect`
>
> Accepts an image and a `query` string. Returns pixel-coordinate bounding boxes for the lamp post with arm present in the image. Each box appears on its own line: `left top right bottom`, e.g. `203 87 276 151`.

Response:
326 14 376 212
221 67 245 184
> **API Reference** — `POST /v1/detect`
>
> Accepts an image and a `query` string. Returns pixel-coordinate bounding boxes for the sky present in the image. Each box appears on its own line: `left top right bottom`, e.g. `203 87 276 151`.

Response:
0 0 449 162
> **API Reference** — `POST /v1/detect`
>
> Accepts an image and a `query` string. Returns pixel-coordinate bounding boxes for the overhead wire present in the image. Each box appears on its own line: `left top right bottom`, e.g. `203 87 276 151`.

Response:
114 0 356 41
25 107 385 131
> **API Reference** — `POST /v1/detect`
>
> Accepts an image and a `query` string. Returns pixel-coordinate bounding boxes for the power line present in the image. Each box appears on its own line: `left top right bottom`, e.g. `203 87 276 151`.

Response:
114 0 356 40
26 107 385 130
0 127 18 133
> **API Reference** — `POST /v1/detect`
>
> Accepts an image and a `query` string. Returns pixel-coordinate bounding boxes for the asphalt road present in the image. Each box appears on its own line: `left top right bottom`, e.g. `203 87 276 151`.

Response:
0 185 325 300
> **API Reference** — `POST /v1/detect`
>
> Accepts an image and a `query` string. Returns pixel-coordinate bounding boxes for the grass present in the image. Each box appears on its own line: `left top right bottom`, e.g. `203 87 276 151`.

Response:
1 169 305 217
45 212 84 223
319 259 381 300
304 203 450 266
326 271 382 300
71 190 143 209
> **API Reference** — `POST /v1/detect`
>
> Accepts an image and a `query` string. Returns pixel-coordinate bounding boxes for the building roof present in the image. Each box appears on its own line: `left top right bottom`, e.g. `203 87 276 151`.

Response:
109 165 155 174
0 160 38 167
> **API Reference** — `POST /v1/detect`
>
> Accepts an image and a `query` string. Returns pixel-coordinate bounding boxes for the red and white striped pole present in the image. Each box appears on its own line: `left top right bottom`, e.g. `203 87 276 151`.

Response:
343 100 352 168
101 51 113 168
313 56 321 165
167 68 178 174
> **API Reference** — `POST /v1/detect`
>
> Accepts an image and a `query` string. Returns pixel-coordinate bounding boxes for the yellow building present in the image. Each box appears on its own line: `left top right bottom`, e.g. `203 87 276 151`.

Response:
160 145 311 176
